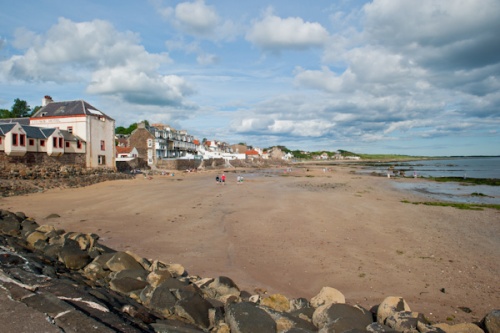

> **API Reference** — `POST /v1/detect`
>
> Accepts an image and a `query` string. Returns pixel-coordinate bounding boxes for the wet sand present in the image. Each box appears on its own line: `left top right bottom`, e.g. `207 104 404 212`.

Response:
1 164 498 323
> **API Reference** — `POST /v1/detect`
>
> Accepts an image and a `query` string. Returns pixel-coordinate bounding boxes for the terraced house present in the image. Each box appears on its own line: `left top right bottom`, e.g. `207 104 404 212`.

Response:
0 96 115 169
128 122 198 166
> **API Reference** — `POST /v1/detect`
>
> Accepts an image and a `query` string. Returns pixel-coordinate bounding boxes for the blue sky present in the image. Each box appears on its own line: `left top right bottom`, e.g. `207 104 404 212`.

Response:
1 0 499 156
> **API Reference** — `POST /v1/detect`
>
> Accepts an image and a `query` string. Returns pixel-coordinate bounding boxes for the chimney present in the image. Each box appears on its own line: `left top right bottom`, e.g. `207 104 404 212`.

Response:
42 95 53 107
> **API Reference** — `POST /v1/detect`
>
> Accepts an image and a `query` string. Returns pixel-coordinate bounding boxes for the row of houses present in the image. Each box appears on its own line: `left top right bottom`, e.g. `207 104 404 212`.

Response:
1 96 305 171
0 96 115 169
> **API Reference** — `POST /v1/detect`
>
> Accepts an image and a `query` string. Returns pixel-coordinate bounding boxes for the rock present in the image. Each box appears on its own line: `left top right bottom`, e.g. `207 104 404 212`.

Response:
261 305 317 332
313 303 373 330
151 319 205 332
175 293 214 329
36 224 56 233
0 214 21 235
377 296 411 324
367 322 398 332
433 323 485 333
385 311 429 333
147 269 173 287
482 310 500 333
58 239 91 270
290 297 310 311
110 269 148 281
109 276 149 294
105 251 143 271
124 250 151 270
20 219 39 237
225 302 276 333
310 286 346 308
206 276 240 299
261 293 291 312
166 263 186 277
26 231 47 247
144 283 177 316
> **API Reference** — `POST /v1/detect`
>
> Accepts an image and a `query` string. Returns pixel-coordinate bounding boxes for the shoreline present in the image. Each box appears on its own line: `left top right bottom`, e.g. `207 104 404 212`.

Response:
0 164 498 324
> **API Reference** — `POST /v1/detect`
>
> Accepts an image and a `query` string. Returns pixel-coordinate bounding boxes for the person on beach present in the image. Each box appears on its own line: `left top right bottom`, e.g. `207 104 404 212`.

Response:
216 175 220 184
221 173 226 185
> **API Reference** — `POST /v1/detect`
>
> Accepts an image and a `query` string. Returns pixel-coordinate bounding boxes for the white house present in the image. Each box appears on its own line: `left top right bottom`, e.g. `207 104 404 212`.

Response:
30 96 115 168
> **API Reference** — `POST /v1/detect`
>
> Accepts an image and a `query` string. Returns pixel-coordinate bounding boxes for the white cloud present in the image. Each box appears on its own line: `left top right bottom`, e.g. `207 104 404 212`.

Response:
0 18 198 107
246 9 329 51
157 0 239 41
87 67 194 106
175 0 219 36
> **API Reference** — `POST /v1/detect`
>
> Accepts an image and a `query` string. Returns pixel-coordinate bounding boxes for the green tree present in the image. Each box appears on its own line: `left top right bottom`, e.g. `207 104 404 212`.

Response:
0 109 11 118
11 98 31 117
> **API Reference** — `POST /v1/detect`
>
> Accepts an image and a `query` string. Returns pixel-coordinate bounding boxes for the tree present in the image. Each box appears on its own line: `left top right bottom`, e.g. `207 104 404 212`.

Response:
11 98 31 117
0 109 11 118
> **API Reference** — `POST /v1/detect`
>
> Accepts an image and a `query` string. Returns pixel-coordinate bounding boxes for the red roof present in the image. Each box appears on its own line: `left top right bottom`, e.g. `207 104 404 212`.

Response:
245 150 259 155
116 146 132 154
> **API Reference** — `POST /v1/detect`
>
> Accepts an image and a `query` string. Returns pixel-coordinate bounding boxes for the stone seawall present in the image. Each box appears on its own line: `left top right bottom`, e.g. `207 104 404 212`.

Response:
0 210 498 333
0 167 133 197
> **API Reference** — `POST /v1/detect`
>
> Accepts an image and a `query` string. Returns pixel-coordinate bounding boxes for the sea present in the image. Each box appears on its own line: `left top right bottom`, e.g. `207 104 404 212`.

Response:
360 157 500 205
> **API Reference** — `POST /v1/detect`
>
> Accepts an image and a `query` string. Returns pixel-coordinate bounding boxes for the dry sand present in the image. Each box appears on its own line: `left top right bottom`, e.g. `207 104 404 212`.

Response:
1 163 498 324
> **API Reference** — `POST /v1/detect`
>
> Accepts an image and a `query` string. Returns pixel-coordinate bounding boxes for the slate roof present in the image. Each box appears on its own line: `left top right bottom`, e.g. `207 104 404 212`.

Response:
0 118 30 125
31 100 114 120
0 123 15 135
0 124 84 142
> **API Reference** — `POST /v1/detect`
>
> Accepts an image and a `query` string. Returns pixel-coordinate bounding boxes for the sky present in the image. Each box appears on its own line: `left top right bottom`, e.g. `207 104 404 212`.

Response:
1 0 499 156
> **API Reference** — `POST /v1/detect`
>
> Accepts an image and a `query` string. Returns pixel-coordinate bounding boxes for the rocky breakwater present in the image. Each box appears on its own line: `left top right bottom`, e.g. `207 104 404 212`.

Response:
0 209 498 333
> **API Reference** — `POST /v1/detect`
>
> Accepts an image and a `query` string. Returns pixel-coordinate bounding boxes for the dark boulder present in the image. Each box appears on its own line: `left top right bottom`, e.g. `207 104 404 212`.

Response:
225 302 277 333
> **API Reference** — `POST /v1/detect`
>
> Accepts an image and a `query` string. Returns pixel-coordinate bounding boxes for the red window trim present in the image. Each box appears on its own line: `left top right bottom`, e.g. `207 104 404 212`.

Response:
12 133 18 146
29 138 35 146
40 139 45 147
65 141 70 148
20 134 26 147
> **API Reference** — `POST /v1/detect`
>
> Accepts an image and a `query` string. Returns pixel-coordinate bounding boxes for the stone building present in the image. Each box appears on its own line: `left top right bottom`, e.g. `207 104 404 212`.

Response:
128 122 198 166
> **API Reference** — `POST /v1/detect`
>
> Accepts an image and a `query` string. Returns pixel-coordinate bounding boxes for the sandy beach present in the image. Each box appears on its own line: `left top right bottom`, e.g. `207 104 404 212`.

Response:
1 163 498 324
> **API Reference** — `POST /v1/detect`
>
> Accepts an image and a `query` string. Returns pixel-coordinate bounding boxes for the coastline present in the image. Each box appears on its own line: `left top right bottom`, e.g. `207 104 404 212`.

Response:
0 164 498 324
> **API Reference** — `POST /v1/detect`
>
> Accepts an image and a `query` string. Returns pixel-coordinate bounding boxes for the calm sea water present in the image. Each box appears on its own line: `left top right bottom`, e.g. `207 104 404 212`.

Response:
370 157 500 204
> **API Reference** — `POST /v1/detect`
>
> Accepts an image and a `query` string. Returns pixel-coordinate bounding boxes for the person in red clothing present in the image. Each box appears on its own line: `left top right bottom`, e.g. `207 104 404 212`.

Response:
221 173 226 185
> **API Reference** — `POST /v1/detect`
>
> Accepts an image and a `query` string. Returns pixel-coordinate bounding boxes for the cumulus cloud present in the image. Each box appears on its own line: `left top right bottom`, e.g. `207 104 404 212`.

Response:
363 0 500 74
0 17 197 107
246 8 329 51
283 0 500 148
157 0 239 41
175 0 219 36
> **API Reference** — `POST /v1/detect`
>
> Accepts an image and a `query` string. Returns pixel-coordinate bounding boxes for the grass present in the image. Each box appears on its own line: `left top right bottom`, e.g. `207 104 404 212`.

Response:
430 177 500 186
401 200 500 211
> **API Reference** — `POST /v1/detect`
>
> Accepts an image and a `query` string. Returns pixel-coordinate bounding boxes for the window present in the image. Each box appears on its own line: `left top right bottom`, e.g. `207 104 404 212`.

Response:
12 133 18 146
40 140 45 147
29 139 35 146
59 137 63 148
100 140 105 150
65 141 70 148
147 139 153 147
67 126 73 134
98 155 106 165
77 140 82 149
0 137 2 144
20 134 26 146
53 137 58 147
